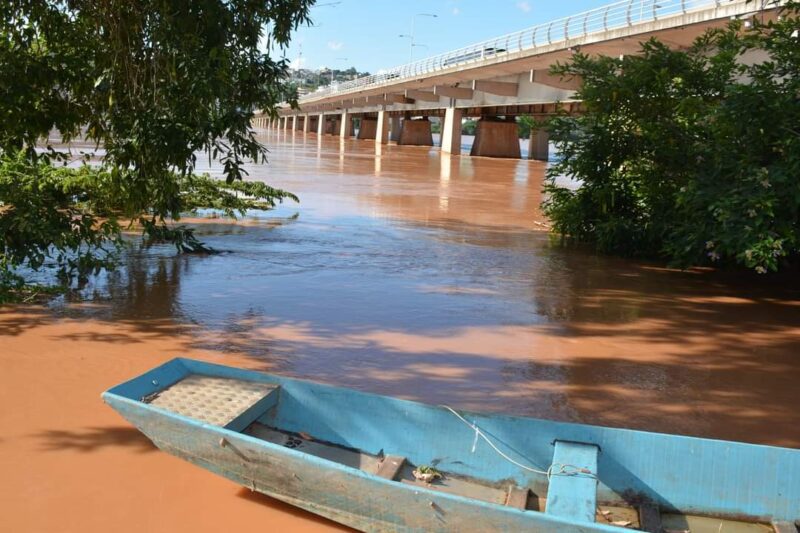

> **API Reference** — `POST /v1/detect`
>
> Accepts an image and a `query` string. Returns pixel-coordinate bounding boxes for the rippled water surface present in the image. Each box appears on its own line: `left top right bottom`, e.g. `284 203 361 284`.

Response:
53 129 800 445
4 129 800 532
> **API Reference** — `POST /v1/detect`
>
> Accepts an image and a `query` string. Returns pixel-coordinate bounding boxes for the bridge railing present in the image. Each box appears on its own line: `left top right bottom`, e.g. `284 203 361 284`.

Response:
301 0 757 102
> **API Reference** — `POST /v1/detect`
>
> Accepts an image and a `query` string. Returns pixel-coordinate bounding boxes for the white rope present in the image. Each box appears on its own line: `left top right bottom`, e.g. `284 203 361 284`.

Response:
440 405 597 481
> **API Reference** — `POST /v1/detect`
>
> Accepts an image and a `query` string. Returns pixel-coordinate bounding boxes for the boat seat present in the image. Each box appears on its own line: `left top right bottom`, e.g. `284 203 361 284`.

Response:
374 455 406 480
545 440 599 524
638 503 662 533
145 375 279 431
505 487 531 510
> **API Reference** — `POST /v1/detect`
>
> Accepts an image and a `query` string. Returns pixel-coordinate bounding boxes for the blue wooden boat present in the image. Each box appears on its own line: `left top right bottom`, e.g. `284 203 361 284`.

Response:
103 358 800 532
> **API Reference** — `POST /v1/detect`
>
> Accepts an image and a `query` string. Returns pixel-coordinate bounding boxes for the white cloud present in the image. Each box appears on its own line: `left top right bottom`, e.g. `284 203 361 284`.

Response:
516 1 531 13
452 7 460 15
327 40 344 51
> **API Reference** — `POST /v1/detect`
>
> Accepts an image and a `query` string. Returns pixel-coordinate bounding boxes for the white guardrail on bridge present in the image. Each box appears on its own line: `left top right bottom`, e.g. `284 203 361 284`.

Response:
300 0 769 103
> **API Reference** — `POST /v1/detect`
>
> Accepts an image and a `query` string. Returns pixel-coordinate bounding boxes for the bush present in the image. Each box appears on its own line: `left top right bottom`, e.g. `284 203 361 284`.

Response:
543 2 800 272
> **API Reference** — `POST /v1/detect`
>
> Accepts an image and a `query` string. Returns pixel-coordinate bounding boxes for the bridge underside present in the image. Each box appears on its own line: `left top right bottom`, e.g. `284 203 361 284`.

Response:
256 1 775 159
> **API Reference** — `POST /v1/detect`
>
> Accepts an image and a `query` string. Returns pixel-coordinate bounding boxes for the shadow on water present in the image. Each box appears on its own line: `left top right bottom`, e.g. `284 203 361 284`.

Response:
35 426 157 453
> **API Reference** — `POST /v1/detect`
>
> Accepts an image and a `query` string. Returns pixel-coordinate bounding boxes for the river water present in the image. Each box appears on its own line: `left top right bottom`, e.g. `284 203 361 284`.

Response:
2 130 799 532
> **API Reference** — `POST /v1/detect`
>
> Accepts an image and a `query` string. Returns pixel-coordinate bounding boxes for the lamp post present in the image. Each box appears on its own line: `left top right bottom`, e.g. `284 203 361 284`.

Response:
401 13 437 63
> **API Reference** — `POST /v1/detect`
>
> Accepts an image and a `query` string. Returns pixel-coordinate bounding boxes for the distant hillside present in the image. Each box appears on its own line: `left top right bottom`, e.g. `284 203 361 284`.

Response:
290 67 370 94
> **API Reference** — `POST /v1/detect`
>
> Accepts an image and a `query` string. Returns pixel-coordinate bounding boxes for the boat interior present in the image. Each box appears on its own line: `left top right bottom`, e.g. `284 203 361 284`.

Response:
137 370 789 533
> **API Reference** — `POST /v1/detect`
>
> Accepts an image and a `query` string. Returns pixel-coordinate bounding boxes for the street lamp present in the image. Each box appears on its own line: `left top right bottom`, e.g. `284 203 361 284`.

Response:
401 13 437 63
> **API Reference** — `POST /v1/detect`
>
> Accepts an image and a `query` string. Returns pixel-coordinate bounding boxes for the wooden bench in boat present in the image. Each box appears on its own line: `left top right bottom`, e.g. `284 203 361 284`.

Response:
545 440 599 524
144 375 279 432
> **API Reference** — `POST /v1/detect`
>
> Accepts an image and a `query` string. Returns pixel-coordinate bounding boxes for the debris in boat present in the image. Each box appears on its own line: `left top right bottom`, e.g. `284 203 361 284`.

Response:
611 520 632 527
140 391 161 403
413 465 443 483
298 432 313 441
600 510 611 517
284 437 303 449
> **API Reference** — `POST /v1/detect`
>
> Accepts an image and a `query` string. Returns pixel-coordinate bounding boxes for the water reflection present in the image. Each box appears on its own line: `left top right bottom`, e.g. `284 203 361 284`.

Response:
41 131 800 447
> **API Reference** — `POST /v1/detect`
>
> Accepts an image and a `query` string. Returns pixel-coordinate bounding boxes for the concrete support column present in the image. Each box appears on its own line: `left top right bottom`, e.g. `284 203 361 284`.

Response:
303 114 310 133
398 118 433 146
389 117 402 142
441 107 463 155
528 128 549 161
470 118 521 159
340 111 354 137
292 115 298 131
283 117 289 130
357 118 377 139
376 109 389 145
317 114 324 136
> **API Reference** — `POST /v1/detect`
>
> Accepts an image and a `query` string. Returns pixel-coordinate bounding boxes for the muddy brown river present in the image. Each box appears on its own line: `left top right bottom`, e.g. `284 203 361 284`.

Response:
2 130 799 531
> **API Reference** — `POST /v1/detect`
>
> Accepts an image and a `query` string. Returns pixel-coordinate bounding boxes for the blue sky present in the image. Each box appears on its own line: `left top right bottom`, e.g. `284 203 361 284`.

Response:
279 0 611 73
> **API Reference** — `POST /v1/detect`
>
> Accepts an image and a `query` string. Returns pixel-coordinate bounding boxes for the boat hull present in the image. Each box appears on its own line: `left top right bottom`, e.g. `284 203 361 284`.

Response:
105 394 617 532
103 358 800 532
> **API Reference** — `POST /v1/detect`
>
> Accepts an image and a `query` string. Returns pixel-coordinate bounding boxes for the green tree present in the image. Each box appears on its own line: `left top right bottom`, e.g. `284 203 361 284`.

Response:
0 0 312 301
543 2 800 272
461 119 478 136
516 116 535 139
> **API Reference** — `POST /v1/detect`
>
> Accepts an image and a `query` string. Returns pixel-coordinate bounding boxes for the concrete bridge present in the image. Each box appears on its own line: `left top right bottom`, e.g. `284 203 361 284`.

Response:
255 0 776 160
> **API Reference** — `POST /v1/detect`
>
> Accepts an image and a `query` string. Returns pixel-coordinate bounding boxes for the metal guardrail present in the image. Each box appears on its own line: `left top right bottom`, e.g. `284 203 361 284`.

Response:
300 0 754 102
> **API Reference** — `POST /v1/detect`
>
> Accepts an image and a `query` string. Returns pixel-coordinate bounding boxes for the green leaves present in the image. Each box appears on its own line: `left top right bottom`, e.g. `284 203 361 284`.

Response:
0 0 310 299
0 152 299 301
543 2 800 272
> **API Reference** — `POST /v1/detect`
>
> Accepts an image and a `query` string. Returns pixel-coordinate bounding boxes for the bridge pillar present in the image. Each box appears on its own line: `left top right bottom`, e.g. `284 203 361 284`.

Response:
302 114 309 133
376 109 390 144
441 107 463 155
292 115 298 131
340 111 354 137
316 113 324 136
529 129 549 161
389 117 402 142
470 118 520 159
284 116 290 130
358 118 378 140
324 117 339 135
398 118 433 146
